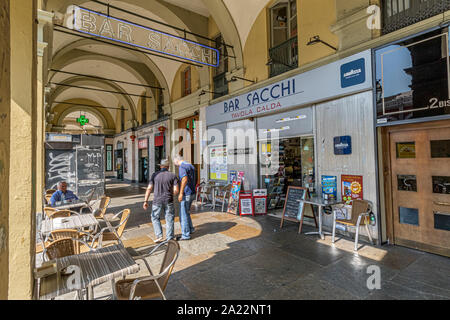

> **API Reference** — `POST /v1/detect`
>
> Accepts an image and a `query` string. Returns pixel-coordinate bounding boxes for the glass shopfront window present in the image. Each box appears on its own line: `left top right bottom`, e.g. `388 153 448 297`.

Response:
259 136 315 210
375 28 450 124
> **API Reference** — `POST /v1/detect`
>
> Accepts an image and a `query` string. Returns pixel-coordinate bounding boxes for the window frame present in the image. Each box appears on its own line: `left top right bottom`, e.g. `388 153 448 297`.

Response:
269 0 297 48
181 66 192 97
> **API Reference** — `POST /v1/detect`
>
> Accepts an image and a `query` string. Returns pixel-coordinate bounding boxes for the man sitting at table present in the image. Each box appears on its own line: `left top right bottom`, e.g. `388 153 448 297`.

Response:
49 181 79 207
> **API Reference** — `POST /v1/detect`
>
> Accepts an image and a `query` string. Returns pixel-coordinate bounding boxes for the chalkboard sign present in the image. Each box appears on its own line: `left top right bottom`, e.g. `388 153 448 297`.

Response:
76 146 105 200
45 149 76 192
280 186 317 233
281 187 307 221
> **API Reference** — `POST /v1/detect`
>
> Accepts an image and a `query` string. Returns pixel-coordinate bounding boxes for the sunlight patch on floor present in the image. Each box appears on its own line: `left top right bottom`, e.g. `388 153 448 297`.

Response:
313 236 388 261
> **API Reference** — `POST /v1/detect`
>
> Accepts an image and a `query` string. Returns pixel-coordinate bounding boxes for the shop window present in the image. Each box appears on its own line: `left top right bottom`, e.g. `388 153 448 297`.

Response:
399 207 419 226
430 139 450 158
396 142 415 158
375 29 450 124
260 136 315 210
434 212 450 231
432 176 450 194
106 144 113 171
397 174 417 191
182 66 191 97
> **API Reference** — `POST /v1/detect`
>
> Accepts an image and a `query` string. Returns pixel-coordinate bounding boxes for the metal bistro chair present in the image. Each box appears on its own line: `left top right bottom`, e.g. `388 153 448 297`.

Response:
42 237 93 262
41 237 94 300
331 199 374 251
199 181 216 208
81 195 111 219
78 188 102 214
48 229 94 246
213 184 232 212
113 240 180 300
195 179 206 203
44 208 81 219
90 209 131 248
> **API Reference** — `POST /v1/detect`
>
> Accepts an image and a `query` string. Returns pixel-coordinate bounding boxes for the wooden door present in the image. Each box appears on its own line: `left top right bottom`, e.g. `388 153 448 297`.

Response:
389 122 450 256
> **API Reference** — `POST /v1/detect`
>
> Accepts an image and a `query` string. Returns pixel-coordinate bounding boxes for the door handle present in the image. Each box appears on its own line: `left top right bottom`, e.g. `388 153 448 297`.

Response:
434 201 450 206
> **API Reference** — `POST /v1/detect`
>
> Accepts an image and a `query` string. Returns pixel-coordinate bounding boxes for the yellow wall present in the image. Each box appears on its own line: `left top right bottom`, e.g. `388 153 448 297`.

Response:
298 0 338 66
243 7 269 84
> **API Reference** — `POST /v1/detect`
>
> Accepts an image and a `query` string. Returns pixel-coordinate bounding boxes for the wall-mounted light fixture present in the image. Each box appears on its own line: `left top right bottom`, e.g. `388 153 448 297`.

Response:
228 76 255 84
199 89 221 97
306 35 337 51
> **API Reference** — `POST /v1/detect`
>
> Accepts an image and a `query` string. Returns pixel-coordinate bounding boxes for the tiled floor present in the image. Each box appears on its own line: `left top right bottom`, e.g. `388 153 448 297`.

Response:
43 180 450 300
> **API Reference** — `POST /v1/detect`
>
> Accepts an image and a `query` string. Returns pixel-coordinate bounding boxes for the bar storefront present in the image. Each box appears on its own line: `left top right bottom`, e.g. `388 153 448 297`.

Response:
203 49 379 241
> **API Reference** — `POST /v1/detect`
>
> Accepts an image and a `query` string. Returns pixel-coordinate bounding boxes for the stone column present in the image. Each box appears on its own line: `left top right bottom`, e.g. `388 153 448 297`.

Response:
0 0 11 300
37 9 54 210
8 0 38 299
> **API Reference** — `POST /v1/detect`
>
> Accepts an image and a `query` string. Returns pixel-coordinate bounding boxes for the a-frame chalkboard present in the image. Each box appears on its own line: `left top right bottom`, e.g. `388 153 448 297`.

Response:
280 186 317 233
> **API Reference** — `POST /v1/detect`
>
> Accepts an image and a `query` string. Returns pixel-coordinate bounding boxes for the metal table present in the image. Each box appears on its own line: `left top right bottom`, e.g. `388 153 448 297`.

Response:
52 200 87 211
40 214 99 237
298 196 344 240
36 244 140 300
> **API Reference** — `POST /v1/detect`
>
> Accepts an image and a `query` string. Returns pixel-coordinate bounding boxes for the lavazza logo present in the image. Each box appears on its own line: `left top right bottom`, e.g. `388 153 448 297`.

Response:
343 68 362 79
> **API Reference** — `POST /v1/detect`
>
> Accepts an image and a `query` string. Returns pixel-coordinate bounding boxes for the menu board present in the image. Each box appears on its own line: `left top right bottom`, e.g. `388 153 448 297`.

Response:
281 186 307 222
341 175 363 203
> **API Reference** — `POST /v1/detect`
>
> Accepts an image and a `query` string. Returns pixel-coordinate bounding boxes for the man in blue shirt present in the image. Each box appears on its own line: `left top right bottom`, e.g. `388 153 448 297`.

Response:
50 181 79 207
174 155 197 240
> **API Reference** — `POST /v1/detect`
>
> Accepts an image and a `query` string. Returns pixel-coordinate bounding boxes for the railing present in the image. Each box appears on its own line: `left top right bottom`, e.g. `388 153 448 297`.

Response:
269 36 298 78
382 0 450 34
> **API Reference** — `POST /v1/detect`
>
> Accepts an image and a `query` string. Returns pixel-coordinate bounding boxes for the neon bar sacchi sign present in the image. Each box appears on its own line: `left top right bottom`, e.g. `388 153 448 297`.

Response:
65 5 219 67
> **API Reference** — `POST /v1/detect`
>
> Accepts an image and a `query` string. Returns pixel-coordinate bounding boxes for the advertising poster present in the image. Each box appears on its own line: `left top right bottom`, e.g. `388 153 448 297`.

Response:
239 193 254 216
210 147 228 181
229 170 237 184
341 175 363 203
253 189 268 215
227 172 244 215
321 175 337 200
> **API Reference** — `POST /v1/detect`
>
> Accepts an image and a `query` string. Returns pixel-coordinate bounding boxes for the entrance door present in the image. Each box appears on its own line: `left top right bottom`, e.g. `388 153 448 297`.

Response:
178 115 200 183
388 122 450 256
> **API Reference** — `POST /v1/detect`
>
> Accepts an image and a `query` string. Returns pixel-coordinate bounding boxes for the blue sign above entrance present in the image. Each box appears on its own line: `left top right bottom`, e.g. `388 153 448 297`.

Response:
340 58 366 88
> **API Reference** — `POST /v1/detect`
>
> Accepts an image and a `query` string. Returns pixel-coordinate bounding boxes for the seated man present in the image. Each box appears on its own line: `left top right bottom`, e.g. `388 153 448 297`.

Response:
49 181 79 207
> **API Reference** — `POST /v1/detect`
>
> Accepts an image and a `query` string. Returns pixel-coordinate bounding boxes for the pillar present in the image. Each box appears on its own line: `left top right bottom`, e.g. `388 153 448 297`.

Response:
0 0 11 300
8 0 38 299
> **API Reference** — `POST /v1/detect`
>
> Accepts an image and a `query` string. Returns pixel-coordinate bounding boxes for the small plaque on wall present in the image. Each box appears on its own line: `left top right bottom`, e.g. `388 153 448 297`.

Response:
334 136 352 155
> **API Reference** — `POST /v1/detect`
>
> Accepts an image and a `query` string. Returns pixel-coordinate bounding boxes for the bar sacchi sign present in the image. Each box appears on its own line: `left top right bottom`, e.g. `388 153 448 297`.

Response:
65 5 219 67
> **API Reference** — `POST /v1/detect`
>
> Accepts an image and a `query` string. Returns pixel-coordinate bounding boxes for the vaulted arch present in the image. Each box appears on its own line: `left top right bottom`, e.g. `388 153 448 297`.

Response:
48 76 139 122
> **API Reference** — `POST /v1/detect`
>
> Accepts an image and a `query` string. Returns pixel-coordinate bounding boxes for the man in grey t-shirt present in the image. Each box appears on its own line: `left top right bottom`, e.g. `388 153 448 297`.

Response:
143 159 179 242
